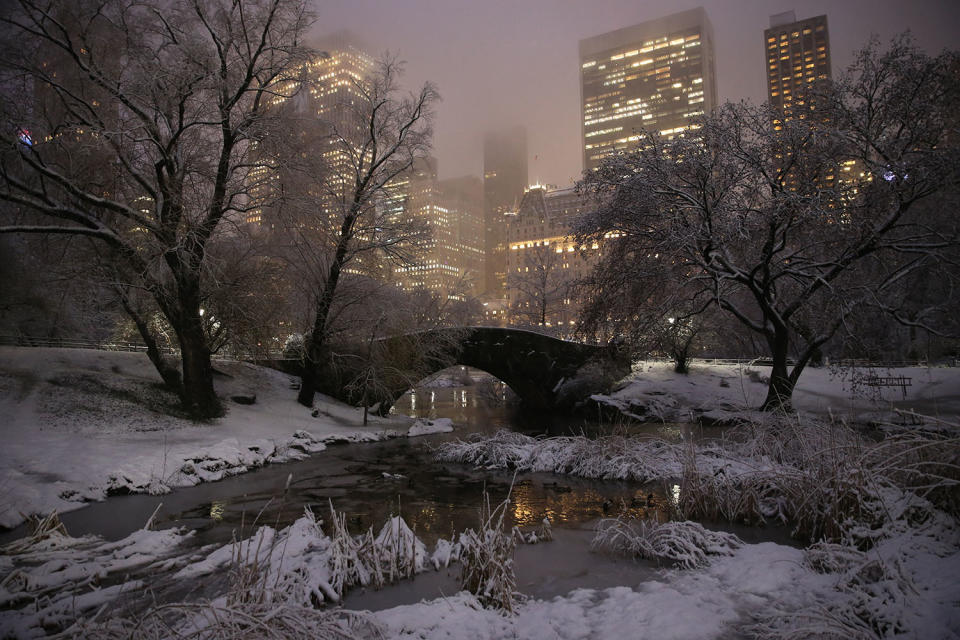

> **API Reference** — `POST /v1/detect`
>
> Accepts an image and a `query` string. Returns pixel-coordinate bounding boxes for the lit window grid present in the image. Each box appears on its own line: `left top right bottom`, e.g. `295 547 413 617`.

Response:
581 31 708 170
764 17 829 118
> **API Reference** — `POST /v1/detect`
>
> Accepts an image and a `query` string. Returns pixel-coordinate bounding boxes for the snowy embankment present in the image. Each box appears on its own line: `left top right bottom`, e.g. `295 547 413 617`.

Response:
4 501 957 638
591 360 960 425
0 347 440 531
432 415 960 638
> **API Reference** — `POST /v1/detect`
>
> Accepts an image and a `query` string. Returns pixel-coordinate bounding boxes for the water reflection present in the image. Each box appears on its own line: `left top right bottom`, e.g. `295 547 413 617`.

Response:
13 368 683 548
209 501 225 521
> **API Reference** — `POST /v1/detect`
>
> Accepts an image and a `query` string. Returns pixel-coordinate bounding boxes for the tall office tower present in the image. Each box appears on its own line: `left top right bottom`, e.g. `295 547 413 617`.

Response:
246 33 374 228
439 175 486 296
764 12 831 123
579 7 718 172
389 159 478 297
483 126 528 297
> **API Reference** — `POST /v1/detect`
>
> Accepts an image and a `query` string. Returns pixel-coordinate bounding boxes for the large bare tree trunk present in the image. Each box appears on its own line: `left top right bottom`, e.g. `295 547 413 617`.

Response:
169 268 222 419
176 316 221 419
117 291 182 391
298 230 350 407
761 330 796 412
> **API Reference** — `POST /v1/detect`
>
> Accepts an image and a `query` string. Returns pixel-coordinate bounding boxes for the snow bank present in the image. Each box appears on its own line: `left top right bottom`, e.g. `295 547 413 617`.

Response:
374 542 814 640
591 360 960 425
0 347 412 530
408 418 454 437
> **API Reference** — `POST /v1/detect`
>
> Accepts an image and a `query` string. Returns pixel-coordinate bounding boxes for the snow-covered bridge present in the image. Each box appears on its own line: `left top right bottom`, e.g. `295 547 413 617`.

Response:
262 327 629 413
397 327 629 412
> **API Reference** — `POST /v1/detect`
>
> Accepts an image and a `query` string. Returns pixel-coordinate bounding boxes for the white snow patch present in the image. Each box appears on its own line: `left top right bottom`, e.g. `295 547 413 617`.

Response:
408 418 455 436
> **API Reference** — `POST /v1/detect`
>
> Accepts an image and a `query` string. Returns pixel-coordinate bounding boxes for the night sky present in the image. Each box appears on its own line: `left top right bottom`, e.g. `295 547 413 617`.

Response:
315 0 958 186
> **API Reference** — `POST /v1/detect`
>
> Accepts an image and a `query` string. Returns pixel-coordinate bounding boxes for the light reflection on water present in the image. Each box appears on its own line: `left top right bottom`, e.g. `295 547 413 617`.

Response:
4 369 686 550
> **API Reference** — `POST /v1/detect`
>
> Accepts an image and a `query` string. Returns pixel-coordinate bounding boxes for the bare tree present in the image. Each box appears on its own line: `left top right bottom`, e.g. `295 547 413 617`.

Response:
577 37 960 411
296 57 438 407
0 0 313 418
507 242 571 333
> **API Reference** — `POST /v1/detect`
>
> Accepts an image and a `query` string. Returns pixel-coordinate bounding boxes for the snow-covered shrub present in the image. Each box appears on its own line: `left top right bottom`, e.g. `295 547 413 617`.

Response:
324 503 428 598
592 518 742 569
435 430 538 469
434 429 683 482
282 333 306 360
554 360 619 408
374 515 428 582
458 493 518 613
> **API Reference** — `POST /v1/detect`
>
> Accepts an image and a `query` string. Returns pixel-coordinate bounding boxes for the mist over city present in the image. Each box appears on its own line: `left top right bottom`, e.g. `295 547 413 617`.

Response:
316 0 959 184
1 1 959 638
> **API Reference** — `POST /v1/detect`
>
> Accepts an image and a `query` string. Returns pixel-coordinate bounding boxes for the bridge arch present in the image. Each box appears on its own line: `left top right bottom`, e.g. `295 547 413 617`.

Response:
384 327 628 412
254 327 629 413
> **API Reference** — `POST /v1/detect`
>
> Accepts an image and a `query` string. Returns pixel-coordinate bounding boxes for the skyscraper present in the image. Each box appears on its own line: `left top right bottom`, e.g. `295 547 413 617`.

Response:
245 33 374 228
388 161 485 297
440 175 486 296
764 11 831 123
483 126 528 297
579 7 718 172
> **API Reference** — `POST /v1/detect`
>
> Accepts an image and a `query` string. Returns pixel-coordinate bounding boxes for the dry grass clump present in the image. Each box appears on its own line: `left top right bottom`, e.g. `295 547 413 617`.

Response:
592 517 742 569
2 510 71 554
78 602 382 640
458 492 518 613
675 417 960 545
435 429 681 482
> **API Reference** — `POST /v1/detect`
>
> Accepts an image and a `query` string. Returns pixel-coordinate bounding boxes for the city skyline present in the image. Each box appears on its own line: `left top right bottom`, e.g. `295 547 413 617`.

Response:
313 0 958 186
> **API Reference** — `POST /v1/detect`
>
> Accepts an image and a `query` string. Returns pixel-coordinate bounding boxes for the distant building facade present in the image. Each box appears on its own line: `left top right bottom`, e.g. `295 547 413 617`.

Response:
762 14 860 187
439 175 486 296
483 126 528 297
389 160 486 298
579 7 718 172
763 11 831 124
505 185 597 334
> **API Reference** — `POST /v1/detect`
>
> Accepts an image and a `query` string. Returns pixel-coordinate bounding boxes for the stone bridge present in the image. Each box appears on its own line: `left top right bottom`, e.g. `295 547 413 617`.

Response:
261 327 630 413
416 327 629 411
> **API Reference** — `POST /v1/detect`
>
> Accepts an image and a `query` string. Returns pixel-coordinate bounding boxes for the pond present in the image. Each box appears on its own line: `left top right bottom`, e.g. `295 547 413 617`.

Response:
1 368 781 609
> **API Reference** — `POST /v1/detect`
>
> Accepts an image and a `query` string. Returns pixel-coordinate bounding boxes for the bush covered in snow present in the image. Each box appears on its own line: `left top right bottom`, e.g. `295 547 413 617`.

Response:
592 518 742 569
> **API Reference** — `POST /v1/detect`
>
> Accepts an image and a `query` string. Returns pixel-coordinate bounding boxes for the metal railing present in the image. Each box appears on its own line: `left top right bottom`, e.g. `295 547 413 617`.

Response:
0 335 299 362
0 335 165 353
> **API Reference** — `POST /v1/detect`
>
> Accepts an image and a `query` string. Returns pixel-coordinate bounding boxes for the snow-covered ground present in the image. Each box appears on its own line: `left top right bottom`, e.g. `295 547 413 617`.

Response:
2 347 959 637
594 360 960 425
4 507 956 638
0 347 441 531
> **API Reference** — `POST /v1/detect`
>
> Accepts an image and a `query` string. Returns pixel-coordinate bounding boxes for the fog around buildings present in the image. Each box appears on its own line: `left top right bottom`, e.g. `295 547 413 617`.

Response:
311 0 958 186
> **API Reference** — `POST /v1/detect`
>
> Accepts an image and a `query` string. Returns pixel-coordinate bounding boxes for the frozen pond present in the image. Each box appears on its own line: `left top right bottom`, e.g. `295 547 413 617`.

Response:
10 375 675 546
0 369 788 608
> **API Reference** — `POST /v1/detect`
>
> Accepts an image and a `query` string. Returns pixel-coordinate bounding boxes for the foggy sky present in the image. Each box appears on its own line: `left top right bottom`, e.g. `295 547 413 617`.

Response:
313 0 959 187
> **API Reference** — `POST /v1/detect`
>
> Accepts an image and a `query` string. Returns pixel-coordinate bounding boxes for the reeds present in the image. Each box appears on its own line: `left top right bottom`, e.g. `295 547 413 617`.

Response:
457 491 518 613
